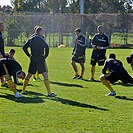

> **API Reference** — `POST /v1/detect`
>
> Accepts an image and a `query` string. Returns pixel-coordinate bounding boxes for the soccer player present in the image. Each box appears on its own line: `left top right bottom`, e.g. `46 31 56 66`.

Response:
100 53 133 96
71 28 86 79
89 25 110 81
0 22 5 57
0 58 26 97
22 26 56 97
126 52 133 70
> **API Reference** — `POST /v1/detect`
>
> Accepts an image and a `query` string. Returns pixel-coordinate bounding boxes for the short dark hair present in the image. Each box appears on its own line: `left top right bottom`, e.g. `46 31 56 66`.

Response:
108 53 116 59
36 27 43 34
9 49 15 53
126 57 132 63
75 28 81 33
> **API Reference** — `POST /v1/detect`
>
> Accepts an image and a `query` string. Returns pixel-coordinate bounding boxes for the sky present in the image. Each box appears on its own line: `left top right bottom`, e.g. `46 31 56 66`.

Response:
0 0 11 7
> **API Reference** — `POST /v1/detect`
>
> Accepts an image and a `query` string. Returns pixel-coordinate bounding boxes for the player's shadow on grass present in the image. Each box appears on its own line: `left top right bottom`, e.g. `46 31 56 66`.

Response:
17 82 39 87
111 82 133 87
115 96 133 101
0 93 45 103
45 96 108 111
50 81 83 88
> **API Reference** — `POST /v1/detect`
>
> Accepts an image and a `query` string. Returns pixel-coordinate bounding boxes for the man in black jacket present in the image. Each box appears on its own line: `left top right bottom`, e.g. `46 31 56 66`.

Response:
22 26 56 97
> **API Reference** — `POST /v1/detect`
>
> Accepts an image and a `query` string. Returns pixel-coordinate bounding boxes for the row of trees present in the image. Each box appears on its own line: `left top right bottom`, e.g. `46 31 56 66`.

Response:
10 0 133 13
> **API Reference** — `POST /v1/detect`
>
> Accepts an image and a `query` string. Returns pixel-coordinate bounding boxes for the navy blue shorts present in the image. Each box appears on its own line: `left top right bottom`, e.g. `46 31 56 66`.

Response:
28 61 48 74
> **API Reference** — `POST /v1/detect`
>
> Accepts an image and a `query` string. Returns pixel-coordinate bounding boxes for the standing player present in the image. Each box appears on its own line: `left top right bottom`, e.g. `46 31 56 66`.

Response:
0 22 5 57
71 28 86 79
100 53 133 96
22 26 56 97
89 25 110 81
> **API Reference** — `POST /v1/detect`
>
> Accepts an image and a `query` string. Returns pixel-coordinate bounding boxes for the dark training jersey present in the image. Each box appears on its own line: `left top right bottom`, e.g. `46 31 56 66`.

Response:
73 34 86 56
23 34 49 62
90 33 110 66
102 59 127 74
0 58 22 84
91 33 110 50
0 32 5 56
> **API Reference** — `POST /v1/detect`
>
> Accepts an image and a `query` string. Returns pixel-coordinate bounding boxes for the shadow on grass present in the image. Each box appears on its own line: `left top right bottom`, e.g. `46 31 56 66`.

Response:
45 96 108 111
0 93 45 103
17 82 39 87
115 95 133 101
50 81 83 88
111 82 133 87
85 79 101 82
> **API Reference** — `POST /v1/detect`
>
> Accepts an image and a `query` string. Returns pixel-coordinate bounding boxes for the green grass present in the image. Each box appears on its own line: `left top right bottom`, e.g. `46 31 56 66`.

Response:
0 47 133 133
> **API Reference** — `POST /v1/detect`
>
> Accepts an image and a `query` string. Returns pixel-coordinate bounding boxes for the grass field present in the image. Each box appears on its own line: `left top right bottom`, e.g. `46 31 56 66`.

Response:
0 47 133 133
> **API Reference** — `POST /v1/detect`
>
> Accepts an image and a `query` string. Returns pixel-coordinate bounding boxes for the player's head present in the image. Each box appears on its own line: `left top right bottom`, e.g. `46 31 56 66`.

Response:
9 49 15 58
0 22 4 32
75 28 82 36
36 26 43 36
126 56 133 64
17 71 26 80
108 53 116 59
97 25 103 34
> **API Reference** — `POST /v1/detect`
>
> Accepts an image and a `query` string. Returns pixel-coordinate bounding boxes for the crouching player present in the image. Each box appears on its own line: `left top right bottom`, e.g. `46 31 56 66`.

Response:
0 58 26 98
100 53 133 96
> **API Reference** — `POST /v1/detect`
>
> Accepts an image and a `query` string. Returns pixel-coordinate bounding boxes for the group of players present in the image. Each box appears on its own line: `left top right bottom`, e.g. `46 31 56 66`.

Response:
71 26 133 96
0 22 56 98
0 21 133 98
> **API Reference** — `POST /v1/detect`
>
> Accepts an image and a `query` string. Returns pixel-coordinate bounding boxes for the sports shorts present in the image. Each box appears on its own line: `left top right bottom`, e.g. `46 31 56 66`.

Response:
72 54 85 63
90 50 106 66
28 61 48 74
106 72 133 84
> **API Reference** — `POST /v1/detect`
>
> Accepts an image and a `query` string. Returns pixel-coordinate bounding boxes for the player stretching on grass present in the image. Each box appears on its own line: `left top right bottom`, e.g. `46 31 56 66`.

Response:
71 28 86 80
22 26 56 97
100 53 133 96
0 57 25 98
89 25 110 81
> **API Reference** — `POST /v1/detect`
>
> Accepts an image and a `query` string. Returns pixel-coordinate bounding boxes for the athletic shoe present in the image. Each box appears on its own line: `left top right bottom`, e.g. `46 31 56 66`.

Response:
106 91 116 96
47 93 57 97
15 92 24 98
89 78 95 81
78 76 83 80
21 92 27 95
73 75 80 79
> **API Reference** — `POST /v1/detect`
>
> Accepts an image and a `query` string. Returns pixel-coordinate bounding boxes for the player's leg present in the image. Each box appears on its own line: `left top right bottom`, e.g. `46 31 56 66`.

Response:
100 74 116 96
71 61 80 79
22 73 32 94
79 62 85 79
3 64 22 97
90 65 95 80
42 72 56 97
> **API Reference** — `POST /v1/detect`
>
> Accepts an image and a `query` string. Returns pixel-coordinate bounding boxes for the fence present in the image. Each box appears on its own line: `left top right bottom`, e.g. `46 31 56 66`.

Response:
0 11 133 47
